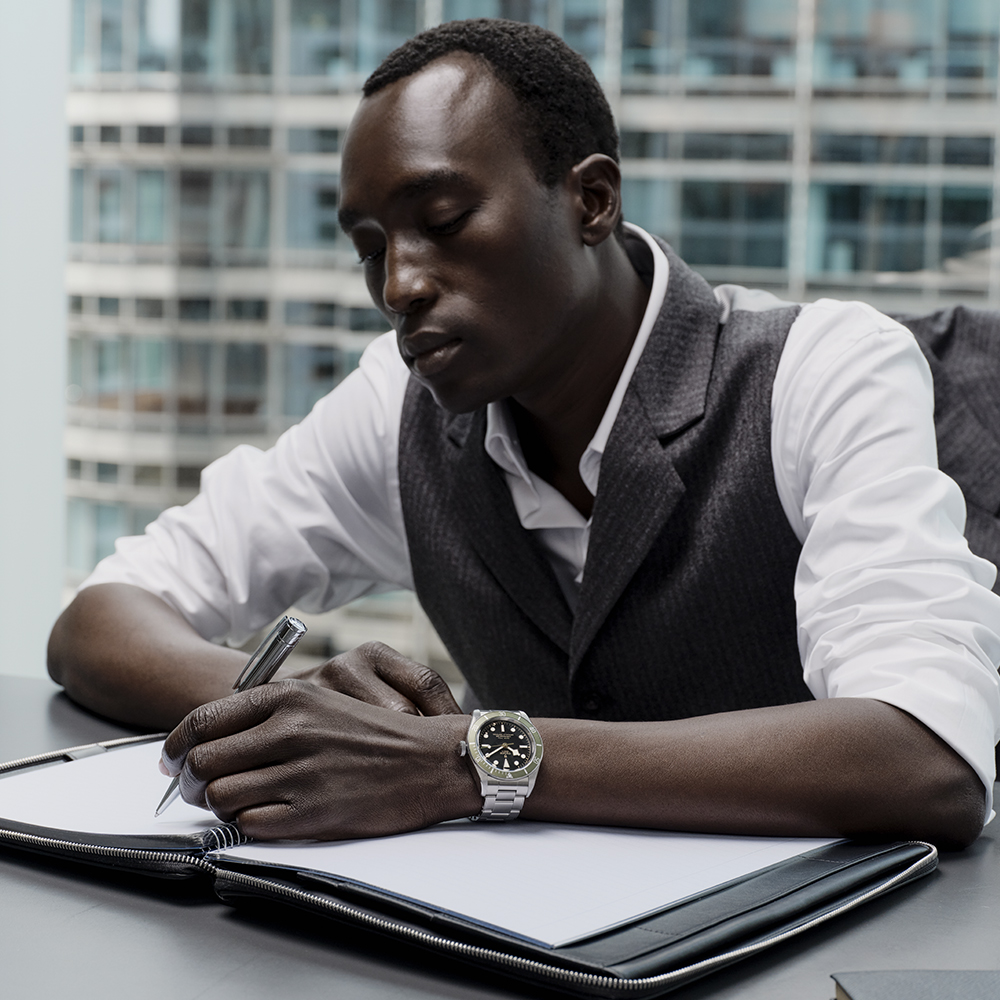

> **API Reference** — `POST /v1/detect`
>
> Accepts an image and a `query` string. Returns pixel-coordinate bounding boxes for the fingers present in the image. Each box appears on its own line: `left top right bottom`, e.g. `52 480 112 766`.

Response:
301 641 462 716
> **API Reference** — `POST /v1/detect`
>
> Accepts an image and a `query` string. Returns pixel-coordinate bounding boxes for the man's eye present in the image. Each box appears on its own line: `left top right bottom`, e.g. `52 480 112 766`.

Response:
427 209 473 235
357 246 385 264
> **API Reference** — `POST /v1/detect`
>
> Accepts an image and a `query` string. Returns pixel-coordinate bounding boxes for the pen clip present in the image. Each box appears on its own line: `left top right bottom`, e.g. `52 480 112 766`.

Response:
233 616 307 691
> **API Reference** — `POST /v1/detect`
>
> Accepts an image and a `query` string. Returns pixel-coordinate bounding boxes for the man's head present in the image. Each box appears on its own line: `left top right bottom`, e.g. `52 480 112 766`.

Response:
363 18 619 188
338 21 639 416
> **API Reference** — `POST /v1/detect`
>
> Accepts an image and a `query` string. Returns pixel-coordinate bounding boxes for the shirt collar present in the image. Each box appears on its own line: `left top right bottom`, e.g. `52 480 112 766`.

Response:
485 223 670 496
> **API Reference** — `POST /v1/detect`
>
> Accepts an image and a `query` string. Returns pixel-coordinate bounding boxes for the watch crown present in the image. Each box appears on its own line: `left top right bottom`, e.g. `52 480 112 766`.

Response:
459 740 468 757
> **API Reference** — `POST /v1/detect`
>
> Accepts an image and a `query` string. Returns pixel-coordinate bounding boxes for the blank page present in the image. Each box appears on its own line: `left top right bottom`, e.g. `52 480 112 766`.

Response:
219 823 837 947
0 740 216 837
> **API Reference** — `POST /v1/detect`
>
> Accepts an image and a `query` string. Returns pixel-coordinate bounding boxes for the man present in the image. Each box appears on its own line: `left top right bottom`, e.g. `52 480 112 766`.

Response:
48 20 1000 848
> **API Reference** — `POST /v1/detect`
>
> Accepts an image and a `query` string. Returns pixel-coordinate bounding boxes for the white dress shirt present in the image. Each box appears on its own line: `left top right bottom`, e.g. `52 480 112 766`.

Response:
83 225 1000 816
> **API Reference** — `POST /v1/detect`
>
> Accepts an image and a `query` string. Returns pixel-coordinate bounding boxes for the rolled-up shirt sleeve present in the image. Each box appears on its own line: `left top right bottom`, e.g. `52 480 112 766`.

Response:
81 332 414 646
772 299 1000 818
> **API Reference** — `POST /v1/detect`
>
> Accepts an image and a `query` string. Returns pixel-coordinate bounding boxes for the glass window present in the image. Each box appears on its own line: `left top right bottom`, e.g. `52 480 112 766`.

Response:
139 0 180 71
224 171 270 248
181 123 214 145
95 503 127 562
136 170 167 244
622 178 679 242
286 172 339 247
69 295 84 314
228 126 271 147
686 0 796 79
289 0 349 77
67 498 93 575
98 296 120 316
71 125 86 144
97 170 124 243
813 134 929 164
288 127 340 153
227 298 268 320
134 339 170 411
810 184 930 274
284 343 343 416
71 0 89 75
100 0 124 72
181 0 214 73
943 136 993 165
941 185 991 259
681 181 788 267
67 337 85 405
96 338 124 408
135 464 163 485
132 506 164 534
70 169 86 243
563 0 607 75
179 170 212 246
100 125 122 144
176 341 211 414
224 342 267 414
285 300 338 326
621 131 674 158
179 297 213 320
683 132 791 160
136 297 165 318
623 0 682 78
231 0 274 74
138 124 167 143
67 458 83 479
97 462 119 483
348 307 387 331
177 465 203 487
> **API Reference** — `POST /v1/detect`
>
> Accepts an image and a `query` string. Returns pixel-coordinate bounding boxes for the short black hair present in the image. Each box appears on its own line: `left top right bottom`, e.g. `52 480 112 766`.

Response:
363 19 619 187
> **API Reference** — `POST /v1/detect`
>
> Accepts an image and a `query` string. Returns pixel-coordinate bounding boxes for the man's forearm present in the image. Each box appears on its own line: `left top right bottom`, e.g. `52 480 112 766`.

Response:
521 698 987 850
48 583 245 729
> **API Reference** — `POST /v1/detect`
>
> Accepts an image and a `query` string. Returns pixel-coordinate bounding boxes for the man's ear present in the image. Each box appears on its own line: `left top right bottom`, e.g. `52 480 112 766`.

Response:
567 154 622 246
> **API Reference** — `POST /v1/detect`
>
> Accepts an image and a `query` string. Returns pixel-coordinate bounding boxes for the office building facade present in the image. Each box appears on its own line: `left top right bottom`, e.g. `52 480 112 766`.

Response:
65 0 1000 665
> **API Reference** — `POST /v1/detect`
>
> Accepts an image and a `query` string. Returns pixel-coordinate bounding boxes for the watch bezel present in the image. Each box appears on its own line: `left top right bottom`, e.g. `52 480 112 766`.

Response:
467 710 543 782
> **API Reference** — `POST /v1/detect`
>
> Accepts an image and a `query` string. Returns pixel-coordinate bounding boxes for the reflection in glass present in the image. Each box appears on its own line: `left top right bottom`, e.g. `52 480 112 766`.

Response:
224 343 267 414
134 340 170 411
224 171 270 248
97 170 124 243
286 172 339 247
136 170 167 243
100 0 125 72
139 0 180 71
284 344 342 416
176 341 211 414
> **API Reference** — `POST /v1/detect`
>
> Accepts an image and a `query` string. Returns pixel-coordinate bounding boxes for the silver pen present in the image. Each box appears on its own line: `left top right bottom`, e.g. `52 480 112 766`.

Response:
154 615 308 817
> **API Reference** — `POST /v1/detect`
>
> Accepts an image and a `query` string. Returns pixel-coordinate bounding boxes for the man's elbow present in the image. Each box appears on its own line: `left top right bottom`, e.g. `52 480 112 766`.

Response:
913 760 987 851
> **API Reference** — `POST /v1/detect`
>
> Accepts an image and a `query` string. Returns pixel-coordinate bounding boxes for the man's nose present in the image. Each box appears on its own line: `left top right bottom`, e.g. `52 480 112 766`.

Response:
382 240 436 316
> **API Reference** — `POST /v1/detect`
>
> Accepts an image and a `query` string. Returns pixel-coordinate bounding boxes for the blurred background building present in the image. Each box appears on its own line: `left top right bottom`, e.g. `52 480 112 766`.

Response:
65 0 1000 682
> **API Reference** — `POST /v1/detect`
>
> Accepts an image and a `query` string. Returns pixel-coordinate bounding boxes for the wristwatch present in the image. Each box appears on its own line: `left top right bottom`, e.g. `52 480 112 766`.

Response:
459 710 543 821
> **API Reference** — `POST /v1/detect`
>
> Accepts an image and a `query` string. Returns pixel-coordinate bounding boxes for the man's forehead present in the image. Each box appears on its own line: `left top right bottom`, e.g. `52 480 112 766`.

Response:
345 54 518 158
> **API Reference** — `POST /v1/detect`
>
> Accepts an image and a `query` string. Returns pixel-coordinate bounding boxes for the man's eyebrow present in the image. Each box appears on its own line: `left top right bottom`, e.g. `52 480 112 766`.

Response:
338 168 474 232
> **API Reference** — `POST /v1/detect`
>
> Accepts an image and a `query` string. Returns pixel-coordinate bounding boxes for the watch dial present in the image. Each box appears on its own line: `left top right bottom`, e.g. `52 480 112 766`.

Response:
476 719 533 772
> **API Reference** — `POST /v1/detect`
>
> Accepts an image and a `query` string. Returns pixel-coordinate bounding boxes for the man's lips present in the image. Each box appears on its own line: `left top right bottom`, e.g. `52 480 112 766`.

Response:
400 331 462 378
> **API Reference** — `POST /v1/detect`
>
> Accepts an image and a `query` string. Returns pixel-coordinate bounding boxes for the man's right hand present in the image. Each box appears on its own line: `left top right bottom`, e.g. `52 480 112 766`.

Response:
286 640 462 716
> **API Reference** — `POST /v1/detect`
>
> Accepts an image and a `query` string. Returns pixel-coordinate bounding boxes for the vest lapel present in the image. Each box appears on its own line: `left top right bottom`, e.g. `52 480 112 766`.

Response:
569 245 723 673
455 410 574 655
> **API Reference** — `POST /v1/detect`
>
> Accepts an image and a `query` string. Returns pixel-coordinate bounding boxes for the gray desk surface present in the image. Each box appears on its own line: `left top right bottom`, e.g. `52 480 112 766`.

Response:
0 674 997 1000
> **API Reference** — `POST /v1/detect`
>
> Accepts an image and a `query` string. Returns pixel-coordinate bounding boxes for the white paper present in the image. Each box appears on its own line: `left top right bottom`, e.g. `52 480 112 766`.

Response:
0 741 837 947
0 740 217 837
219 824 837 947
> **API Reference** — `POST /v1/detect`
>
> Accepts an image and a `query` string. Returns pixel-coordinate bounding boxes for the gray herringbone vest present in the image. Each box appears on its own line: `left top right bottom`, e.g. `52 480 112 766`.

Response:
398 242 810 721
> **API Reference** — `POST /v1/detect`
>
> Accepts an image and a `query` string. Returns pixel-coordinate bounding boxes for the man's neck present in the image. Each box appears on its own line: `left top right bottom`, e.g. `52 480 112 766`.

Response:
510 236 652 518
